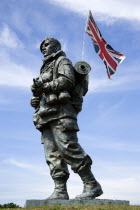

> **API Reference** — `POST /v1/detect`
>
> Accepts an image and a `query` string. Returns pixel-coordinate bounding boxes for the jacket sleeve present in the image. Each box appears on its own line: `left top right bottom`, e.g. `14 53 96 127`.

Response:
43 58 75 93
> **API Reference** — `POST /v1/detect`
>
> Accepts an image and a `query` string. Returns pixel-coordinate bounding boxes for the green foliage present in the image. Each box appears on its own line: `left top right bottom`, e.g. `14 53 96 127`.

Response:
0 203 21 208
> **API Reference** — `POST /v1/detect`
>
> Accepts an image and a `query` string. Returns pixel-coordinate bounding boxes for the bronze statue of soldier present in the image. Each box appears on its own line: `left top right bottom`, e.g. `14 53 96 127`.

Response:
30 37 103 200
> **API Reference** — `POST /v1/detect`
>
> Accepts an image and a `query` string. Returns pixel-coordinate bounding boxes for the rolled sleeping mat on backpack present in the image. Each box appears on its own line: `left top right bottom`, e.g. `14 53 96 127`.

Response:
74 61 91 75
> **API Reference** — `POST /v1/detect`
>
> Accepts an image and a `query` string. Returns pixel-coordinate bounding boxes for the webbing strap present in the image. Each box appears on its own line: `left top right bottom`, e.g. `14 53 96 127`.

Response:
53 56 65 80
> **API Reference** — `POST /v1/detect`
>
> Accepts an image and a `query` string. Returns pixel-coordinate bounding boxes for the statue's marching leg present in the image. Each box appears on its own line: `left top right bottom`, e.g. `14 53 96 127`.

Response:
42 127 69 200
50 118 103 200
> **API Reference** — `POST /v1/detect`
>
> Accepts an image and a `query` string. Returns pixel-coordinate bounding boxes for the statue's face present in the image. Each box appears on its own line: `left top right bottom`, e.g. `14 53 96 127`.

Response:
41 39 56 57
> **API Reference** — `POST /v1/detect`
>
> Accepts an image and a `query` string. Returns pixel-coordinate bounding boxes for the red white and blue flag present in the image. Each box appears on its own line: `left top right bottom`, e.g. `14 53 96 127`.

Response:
86 10 125 79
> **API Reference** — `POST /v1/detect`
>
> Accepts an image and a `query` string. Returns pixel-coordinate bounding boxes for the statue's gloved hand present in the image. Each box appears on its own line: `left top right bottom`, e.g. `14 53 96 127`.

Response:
31 84 44 96
31 81 51 95
30 96 40 108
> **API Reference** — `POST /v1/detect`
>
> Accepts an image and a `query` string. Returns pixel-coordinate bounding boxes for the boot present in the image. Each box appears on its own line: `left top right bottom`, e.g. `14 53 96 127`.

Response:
47 178 69 200
75 168 103 200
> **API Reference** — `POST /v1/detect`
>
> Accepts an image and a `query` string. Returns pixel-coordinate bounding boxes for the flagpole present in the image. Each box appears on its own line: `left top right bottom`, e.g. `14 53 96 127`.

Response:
82 11 89 61
82 32 86 61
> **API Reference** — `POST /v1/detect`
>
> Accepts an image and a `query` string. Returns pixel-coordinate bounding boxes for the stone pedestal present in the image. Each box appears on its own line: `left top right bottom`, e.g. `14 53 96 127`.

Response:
24 199 130 207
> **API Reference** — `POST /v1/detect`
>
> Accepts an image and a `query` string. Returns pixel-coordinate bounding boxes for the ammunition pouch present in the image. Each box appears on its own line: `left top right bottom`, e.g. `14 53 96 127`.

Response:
58 91 71 104
46 93 58 105
38 94 58 117
71 97 83 113
45 91 71 106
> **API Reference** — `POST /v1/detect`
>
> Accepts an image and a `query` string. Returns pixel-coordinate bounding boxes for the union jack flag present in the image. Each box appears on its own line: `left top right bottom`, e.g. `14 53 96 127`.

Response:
86 10 125 78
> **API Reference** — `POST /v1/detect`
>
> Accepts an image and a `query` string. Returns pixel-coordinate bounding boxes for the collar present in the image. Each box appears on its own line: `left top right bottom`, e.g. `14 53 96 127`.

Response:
42 50 64 63
40 50 65 73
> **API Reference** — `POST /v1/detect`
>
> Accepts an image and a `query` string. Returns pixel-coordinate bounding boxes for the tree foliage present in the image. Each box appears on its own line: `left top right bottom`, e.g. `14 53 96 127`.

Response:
0 203 21 208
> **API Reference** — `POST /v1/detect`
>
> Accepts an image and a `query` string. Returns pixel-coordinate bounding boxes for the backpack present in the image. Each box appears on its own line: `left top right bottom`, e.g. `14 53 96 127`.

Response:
70 61 91 113
55 57 91 113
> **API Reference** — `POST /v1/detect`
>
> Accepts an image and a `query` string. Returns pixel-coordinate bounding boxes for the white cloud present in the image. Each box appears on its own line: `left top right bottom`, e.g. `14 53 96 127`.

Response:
0 63 34 88
3 159 35 169
0 50 36 88
0 25 23 48
2 158 49 176
47 0 140 23
88 73 140 93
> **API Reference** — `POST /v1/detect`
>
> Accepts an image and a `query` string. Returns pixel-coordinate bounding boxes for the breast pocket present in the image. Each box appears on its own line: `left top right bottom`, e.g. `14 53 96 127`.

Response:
41 69 53 82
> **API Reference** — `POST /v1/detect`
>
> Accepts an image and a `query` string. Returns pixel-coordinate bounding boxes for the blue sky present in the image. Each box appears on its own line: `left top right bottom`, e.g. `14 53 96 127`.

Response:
0 0 140 206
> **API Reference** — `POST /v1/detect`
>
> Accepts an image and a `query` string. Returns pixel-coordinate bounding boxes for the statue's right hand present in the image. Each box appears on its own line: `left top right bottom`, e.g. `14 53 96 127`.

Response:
30 96 40 108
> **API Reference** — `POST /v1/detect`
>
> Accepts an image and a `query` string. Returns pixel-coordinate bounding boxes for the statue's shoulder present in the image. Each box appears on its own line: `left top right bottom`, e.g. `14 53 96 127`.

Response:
57 56 72 67
56 56 74 79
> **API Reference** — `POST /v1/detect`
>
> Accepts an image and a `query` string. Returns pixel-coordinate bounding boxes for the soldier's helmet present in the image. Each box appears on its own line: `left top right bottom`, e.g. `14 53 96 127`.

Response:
40 37 61 53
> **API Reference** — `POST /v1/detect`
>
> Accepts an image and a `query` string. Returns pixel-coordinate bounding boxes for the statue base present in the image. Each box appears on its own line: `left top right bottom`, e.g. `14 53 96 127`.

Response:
24 199 130 207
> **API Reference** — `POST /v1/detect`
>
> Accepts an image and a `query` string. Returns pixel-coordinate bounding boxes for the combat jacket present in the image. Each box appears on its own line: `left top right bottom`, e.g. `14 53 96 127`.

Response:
33 51 78 131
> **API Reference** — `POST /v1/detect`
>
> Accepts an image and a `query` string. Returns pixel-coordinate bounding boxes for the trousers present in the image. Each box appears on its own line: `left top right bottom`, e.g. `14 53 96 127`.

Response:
41 118 92 180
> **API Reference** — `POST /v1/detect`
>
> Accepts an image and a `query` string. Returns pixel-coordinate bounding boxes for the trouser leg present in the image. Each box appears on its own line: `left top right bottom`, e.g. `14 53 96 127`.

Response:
42 127 70 199
50 119 103 199
42 127 69 180
50 119 92 173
